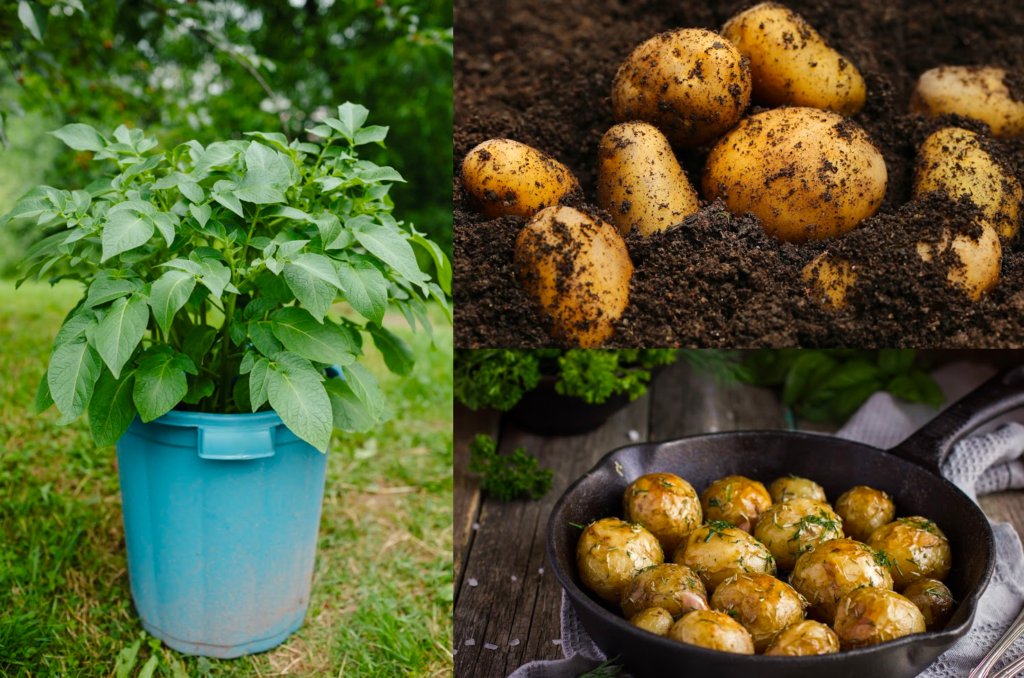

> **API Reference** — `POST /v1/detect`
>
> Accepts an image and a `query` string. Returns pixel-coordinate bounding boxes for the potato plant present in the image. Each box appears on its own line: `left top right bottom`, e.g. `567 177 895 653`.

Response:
2 103 452 452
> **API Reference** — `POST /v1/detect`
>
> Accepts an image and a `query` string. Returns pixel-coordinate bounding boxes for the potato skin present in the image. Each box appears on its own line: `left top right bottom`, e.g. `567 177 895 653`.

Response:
576 518 664 602
769 476 827 504
754 498 844 571
629 607 674 636
911 66 1024 138
764 620 840 656
598 122 701 237
789 538 894 624
868 517 952 591
669 609 756 654
915 219 1001 302
802 252 856 310
834 486 896 543
612 28 751 148
710 573 807 652
461 139 580 219
903 578 956 630
623 473 703 554
834 587 926 650
914 127 1023 239
702 107 887 243
675 522 777 592
722 2 866 115
701 475 773 533
621 563 709 619
514 206 633 348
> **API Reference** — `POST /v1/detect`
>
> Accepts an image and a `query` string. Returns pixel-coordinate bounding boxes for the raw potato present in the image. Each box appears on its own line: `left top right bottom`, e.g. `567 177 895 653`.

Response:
722 2 866 114
834 486 896 543
461 139 580 220
868 517 952 591
914 127 1023 239
701 475 773 533
803 252 856 310
623 473 704 553
903 578 956 630
675 522 777 592
621 563 709 619
789 538 894 624
764 620 840 656
669 609 756 654
710 573 808 652
769 476 827 504
576 518 664 602
834 587 926 650
514 206 633 348
911 66 1024 138
611 28 751 147
915 219 1001 302
754 498 844 571
630 607 674 636
597 122 701 237
703 107 888 243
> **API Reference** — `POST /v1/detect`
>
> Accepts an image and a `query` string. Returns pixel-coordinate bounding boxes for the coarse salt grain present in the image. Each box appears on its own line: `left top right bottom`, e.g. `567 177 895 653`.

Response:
468 578 478 587
465 638 476 646
552 639 562 646
538 568 545 575
510 639 521 646
628 430 640 442
511 575 518 581
472 522 480 531
484 643 498 651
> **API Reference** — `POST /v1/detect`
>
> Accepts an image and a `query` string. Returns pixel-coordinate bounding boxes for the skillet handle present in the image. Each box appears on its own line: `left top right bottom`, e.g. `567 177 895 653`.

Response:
889 365 1024 474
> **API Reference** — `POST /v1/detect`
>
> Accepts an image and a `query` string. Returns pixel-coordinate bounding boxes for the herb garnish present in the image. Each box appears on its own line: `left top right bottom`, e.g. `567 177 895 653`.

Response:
468 434 553 501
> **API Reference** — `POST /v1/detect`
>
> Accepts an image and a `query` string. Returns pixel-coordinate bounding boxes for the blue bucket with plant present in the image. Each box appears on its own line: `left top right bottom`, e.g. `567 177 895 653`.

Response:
3 104 452 657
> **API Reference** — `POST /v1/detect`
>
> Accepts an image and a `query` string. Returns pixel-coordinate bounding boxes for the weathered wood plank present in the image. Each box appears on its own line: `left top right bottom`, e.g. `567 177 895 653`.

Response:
980 492 1024 537
453 404 500 600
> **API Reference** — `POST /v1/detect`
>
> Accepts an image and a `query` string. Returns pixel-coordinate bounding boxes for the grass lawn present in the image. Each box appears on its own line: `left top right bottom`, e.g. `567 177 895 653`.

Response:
0 280 454 677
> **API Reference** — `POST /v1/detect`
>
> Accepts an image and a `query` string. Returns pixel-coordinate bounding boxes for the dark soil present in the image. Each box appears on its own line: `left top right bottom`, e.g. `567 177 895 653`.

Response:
454 0 1024 347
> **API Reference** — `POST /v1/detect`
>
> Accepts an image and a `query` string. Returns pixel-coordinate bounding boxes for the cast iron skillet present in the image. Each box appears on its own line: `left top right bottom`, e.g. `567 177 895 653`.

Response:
547 365 1024 678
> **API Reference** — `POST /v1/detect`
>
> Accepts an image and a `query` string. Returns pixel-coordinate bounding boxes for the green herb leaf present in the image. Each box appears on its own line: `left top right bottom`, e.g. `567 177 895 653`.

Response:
369 325 414 376
101 210 155 261
248 356 272 411
48 338 102 424
93 294 149 379
325 377 378 432
133 350 188 422
268 352 332 452
335 258 387 325
149 270 196 335
283 253 341 322
88 370 137 447
49 123 105 151
352 222 427 285
33 370 54 415
270 307 355 365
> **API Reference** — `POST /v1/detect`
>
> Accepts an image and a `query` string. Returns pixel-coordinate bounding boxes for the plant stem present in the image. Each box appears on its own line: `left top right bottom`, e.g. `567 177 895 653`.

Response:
218 293 236 413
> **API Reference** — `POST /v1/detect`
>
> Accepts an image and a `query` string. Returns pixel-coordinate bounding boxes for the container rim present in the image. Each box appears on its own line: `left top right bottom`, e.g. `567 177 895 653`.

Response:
153 409 283 428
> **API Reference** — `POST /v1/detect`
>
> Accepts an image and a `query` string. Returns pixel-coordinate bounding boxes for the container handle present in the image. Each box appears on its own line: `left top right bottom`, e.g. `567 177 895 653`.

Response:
197 425 276 460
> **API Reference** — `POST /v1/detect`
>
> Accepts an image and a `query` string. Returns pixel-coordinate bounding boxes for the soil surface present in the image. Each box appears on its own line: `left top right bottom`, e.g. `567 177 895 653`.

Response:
454 0 1024 347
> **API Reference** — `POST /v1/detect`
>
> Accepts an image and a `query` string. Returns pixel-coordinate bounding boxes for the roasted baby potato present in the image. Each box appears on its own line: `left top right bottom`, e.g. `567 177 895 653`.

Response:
669 609 756 654
576 518 664 602
833 587 926 650
834 486 896 543
911 66 1024 139
701 475 773 533
621 563 710 619
914 127 1023 239
710 573 808 652
597 122 701 237
623 473 704 553
675 522 777 592
722 2 866 115
915 219 1002 302
802 252 857 310
868 517 952 591
611 28 751 147
903 578 956 630
764 620 840 656
789 538 894 624
702 107 887 243
461 139 580 219
514 206 633 348
629 607 674 636
754 498 844 571
769 476 827 504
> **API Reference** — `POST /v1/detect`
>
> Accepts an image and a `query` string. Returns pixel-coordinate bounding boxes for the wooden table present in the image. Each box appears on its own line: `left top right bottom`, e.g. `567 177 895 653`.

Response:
453 361 1024 677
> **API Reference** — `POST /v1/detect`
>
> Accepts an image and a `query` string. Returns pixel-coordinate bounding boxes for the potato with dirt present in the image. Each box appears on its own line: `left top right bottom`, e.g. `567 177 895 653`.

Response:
764 620 840 656
576 518 664 602
462 139 580 219
915 219 1002 302
754 497 844 571
598 122 701 237
629 607 674 636
722 2 866 115
903 578 956 630
623 472 703 553
710 573 808 652
514 206 633 348
833 587 926 649
911 66 1024 138
702 107 887 243
701 475 773 533
789 538 894 624
674 522 777 592
868 516 952 590
834 485 896 543
620 563 709 619
611 28 751 148
669 609 756 654
803 252 857 310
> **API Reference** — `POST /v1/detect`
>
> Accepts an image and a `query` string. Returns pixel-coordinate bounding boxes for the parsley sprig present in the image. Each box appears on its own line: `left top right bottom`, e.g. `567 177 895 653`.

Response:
468 434 553 501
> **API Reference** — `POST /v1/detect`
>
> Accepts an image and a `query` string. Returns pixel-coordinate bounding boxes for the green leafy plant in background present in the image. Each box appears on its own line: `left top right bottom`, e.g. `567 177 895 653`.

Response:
3 104 452 452
741 349 945 424
468 434 553 501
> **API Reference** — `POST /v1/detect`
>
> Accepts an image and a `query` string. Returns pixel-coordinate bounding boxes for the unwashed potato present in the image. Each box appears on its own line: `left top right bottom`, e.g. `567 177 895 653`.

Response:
630 607 674 636
789 538 894 624
621 563 709 619
710 573 808 652
834 486 896 543
701 475 773 533
514 206 633 348
722 2 866 115
802 252 857 310
461 139 580 219
833 587 926 650
576 518 664 602
703 107 887 243
868 517 952 591
764 620 840 656
911 66 1024 138
769 476 827 504
754 498 844 571
914 127 1023 239
623 473 704 553
903 578 956 630
669 609 755 654
915 219 1001 302
597 122 701 237
612 28 751 148
675 522 777 592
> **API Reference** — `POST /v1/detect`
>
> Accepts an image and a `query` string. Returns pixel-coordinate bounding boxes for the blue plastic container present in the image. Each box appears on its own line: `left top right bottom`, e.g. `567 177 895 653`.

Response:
116 409 329 658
